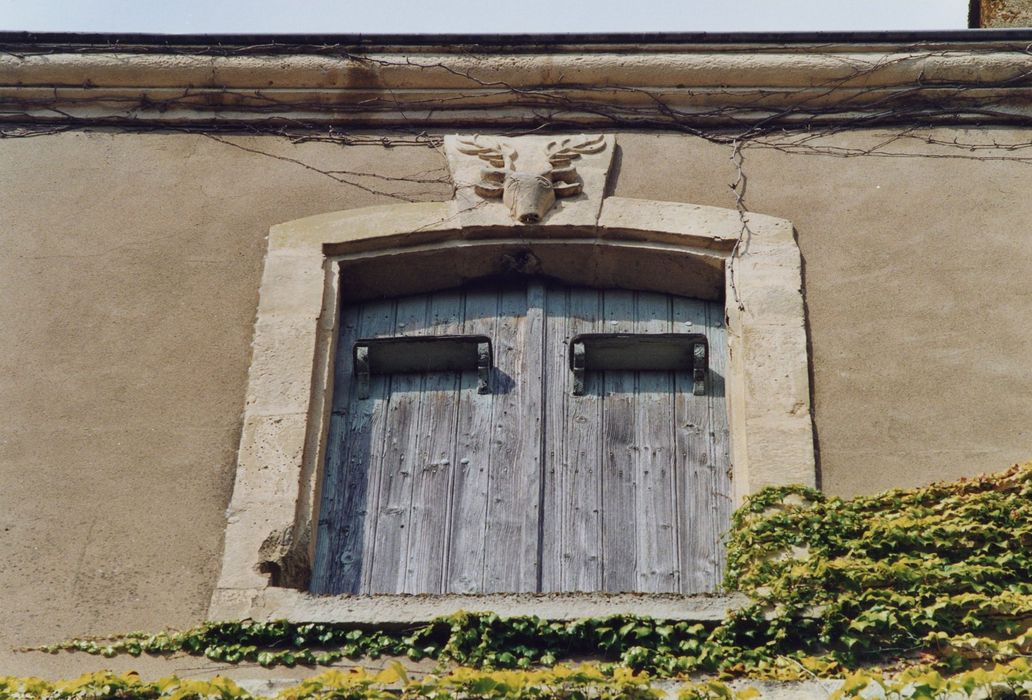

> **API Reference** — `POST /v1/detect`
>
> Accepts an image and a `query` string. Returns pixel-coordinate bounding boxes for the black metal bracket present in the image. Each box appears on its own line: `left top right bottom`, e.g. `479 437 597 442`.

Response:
569 332 708 396
354 335 493 399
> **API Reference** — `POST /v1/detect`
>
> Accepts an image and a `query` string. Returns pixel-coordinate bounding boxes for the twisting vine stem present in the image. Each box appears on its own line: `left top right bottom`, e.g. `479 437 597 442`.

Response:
727 138 752 312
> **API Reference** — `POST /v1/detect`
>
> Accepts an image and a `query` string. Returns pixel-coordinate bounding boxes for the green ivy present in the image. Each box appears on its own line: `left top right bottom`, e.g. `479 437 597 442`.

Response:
31 614 716 673
720 462 1031 673
4 660 1031 699
0 665 661 700
828 659 1032 700
27 463 1032 681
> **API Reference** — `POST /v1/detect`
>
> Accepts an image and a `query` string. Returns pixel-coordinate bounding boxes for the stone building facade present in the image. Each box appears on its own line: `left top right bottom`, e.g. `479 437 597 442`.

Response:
2 30 1032 682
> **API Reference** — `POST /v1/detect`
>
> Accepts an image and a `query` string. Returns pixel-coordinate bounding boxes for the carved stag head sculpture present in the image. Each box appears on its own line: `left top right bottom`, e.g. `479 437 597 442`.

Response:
457 134 606 224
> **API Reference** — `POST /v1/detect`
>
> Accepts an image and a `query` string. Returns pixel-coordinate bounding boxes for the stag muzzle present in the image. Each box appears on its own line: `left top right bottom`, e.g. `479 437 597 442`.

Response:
503 172 556 224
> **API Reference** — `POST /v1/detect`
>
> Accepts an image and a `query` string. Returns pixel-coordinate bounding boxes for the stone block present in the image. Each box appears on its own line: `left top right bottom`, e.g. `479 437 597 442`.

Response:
231 413 308 506
599 196 744 243
738 282 806 326
244 315 320 416
739 324 811 420
270 202 456 254
738 416 818 490
215 506 297 590
257 252 327 320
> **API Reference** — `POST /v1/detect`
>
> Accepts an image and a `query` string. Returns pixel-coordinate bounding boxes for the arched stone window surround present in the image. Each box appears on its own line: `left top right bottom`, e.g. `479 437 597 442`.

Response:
209 196 815 622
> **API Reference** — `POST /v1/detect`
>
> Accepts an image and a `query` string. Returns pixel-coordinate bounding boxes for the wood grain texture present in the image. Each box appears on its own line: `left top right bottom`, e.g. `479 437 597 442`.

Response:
633 292 678 592
366 296 428 593
600 289 639 593
539 285 567 593
317 299 395 594
483 284 542 593
404 291 463 593
673 297 715 594
558 287 604 591
706 302 733 591
315 279 730 595
445 289 500 593
310 301 361 593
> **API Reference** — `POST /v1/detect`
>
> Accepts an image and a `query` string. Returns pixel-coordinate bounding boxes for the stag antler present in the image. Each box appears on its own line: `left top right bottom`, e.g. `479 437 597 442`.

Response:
456 135 517 169
455 134 608 215
545 134 606 167
542 134 606 198
457 135 518 198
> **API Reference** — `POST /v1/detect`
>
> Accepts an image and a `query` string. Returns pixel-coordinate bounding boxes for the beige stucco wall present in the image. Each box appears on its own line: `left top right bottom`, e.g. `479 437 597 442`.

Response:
612 130 1032 497
2 127 1031 674
0 132 450 677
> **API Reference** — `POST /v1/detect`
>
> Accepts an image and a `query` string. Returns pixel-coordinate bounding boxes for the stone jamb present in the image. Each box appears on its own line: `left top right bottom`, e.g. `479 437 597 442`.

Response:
209 196 815 622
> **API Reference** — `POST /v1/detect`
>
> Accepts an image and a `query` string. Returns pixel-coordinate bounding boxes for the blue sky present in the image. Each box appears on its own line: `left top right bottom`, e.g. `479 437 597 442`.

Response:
0 0 970 34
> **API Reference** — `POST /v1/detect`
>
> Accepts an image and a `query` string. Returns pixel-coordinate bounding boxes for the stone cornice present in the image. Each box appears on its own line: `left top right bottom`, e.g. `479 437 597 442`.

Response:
5 42 1032 128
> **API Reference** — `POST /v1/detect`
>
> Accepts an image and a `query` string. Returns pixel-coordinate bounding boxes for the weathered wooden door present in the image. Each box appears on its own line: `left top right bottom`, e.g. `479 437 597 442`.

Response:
311 279 730 595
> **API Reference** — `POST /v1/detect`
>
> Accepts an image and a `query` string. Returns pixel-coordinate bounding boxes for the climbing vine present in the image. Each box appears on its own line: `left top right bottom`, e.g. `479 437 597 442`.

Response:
722 462 1031 673
3 660 1032 699
16 463 1032 697
0 666 661 700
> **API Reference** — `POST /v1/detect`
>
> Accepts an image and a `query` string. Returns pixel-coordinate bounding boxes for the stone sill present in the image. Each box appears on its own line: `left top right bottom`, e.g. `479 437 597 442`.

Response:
209 588 750 625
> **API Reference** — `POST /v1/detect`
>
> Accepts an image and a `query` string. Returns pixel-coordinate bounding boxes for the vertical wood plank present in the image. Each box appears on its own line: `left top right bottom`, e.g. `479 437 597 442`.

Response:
600 289 638 592
404 291 464 593
539 284 567 593
673 297 714 593
560 286 605 591
365 297 429 593
523 281 547 592
483 282 543 592
633 292 678 592
311 301 360 593
706 303 733 591
444 289 499 593
323 299 396 594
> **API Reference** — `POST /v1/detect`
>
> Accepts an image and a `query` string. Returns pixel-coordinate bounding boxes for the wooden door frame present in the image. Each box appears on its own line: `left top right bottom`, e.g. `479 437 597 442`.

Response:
209 196 815 622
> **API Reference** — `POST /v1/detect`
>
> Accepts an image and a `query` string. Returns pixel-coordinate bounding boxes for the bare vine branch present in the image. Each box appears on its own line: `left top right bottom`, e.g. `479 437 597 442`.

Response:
728 139 752 312
8 47 1032 262
200 132 450 201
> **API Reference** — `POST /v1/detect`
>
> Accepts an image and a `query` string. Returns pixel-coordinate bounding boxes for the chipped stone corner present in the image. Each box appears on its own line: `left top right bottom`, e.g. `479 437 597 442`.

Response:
257 523 312 590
